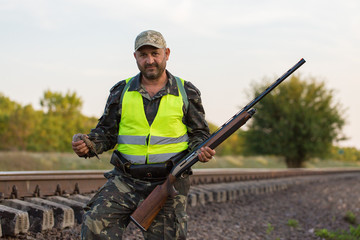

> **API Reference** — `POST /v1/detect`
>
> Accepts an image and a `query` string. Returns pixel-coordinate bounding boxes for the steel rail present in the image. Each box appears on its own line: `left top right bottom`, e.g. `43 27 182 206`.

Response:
1 168 360 199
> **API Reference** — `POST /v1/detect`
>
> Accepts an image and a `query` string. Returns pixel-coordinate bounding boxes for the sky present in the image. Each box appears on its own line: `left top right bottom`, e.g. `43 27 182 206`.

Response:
1 0 359 149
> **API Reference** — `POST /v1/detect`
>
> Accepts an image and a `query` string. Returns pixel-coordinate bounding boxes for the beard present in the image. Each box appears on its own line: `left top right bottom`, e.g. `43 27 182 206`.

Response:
137 60 166 80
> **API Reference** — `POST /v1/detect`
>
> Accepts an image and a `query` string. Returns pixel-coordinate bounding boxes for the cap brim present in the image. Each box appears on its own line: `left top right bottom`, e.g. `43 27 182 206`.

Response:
135 43 164 51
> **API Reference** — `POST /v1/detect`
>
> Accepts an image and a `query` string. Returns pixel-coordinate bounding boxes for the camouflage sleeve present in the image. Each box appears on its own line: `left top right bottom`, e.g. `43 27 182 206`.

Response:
87 80 126 156
183 81 211 151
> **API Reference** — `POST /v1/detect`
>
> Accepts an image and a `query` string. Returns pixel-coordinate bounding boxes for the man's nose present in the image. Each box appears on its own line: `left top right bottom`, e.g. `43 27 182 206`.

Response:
146 55 155 64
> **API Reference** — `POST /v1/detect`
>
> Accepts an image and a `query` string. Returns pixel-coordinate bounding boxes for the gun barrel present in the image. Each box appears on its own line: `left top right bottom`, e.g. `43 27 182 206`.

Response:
242 58 306 112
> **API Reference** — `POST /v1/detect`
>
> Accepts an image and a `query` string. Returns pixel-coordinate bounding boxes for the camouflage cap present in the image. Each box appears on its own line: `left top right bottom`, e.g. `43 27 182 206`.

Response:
134 30 167 51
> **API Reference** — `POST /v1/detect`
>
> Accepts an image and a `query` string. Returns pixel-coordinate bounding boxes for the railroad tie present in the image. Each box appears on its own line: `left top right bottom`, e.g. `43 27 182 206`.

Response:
195 185 227 203
187 178 298 207
25 198 74 229
191 188 214 204
69 194 92 204
1 199 54 232
188 189 207 206
0 204 29 236
187 193 197 207
47 196 85 224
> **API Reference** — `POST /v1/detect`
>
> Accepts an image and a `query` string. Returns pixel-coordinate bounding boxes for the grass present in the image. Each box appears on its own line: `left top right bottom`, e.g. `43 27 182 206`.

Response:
1 151 360 171
287 219 299 228
266 223 274 235
193 155 288 169
0 151 114 171
344 211 357 225
315 225 360 240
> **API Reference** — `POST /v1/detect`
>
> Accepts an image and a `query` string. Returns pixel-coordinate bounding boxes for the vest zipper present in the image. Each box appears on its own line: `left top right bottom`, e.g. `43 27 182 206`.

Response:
145 134 150 164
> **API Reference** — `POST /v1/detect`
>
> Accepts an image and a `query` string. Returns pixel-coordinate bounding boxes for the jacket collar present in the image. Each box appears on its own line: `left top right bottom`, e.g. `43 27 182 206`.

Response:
128 70 180 96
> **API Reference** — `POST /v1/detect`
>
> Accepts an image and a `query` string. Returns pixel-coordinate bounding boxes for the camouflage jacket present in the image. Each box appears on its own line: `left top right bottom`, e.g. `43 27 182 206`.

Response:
88 70 211 157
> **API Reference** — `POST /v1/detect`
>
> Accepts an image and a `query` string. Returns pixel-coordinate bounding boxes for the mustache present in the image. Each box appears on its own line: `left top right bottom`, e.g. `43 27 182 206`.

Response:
145 63 158 68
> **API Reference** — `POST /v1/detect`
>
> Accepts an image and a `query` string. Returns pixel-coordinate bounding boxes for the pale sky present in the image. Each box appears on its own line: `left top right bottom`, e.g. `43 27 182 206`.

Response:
1 0 359 149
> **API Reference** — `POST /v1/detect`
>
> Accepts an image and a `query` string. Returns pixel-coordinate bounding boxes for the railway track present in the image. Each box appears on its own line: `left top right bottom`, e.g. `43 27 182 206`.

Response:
0 168 359 238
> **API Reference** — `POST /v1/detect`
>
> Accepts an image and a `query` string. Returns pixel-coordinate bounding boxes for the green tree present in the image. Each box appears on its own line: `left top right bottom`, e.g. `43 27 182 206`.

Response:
0 94 19 150
243 75 345 168
8 104 42 150
37 90 86 151
40 90 83 116
0 95 41 150
0 92 98 152
330 146 360 162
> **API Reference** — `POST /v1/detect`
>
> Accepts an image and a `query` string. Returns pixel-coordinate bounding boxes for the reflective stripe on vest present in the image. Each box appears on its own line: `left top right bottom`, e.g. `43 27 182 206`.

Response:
118 134 189 145
117 77 189 164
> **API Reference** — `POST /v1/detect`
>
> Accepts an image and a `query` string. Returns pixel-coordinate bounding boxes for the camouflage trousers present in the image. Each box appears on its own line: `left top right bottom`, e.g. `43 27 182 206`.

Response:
81 168 190 240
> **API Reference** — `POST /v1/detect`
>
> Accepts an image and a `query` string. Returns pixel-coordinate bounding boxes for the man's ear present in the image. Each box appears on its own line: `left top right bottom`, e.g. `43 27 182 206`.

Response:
165 48 170 60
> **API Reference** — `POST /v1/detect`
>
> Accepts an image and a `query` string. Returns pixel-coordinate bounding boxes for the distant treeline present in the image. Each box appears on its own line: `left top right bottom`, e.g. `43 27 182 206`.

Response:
0 91 98 152
0 91 359 161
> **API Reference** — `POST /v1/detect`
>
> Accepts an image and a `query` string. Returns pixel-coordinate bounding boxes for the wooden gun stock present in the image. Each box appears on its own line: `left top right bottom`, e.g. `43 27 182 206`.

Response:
130 174 177 231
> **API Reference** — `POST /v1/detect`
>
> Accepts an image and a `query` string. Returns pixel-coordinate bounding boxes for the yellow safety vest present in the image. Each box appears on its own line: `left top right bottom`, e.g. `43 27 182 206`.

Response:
117 77 189 164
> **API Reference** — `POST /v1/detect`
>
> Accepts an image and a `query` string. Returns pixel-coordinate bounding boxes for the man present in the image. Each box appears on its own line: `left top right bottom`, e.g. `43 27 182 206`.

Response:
72 30 215 239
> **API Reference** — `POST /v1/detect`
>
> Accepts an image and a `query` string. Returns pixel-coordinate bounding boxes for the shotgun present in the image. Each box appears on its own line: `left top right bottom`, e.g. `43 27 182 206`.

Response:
130 58 306 231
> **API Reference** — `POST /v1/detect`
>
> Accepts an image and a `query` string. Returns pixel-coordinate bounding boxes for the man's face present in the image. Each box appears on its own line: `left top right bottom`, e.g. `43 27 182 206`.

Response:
134 46 170 80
